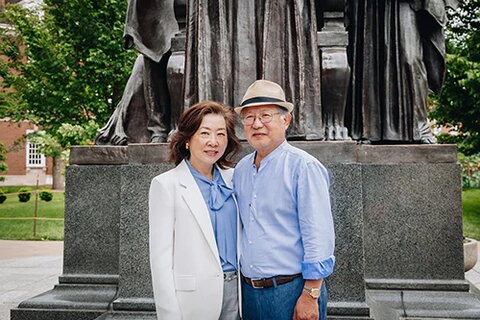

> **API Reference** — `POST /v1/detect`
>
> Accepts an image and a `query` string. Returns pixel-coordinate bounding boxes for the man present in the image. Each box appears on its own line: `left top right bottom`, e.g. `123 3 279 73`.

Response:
233 80 335 320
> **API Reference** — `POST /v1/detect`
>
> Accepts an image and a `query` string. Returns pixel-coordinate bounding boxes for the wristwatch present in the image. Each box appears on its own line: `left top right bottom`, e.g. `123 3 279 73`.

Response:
303 286 321 299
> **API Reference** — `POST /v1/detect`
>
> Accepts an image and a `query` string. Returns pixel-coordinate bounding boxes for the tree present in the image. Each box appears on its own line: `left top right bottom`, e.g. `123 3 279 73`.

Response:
429 0 480 155
0 0 136 128
0 0 136 186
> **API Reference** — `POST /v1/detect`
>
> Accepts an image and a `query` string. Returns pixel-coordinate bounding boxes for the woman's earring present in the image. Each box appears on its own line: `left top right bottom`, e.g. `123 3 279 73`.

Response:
186 143 189 150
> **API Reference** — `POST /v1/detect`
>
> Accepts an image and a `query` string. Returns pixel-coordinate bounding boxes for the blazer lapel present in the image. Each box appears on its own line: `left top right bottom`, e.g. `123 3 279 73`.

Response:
177 160 220 263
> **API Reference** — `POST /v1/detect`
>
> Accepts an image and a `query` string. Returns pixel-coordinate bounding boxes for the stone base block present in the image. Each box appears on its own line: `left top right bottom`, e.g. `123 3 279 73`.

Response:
365 279 471 291
111 298 155 312
10 284 117 320
11 309 104 320
327 317 373 320
95 311 157 320
367 289 480 319
328 301 372 319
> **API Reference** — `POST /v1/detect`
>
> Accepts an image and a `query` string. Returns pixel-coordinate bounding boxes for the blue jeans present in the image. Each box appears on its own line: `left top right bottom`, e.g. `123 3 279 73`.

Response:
242 276 328 320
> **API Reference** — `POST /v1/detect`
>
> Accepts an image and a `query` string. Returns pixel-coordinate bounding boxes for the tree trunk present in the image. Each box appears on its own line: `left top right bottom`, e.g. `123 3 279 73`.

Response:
52 156 65 190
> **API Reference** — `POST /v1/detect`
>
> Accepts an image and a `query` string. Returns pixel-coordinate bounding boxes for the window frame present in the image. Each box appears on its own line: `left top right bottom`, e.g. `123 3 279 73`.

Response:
25 129 46 168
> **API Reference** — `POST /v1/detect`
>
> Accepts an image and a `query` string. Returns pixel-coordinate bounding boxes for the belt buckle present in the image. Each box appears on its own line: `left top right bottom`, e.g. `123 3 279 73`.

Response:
251 278 264 289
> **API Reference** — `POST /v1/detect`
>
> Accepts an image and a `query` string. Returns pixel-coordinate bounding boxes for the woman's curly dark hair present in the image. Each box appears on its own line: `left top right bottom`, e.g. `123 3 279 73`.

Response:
168 101 241 169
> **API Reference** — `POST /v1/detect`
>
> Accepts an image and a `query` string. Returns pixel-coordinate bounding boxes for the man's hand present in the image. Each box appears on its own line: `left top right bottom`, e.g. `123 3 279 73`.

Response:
293 279 322 320
293 291 319 320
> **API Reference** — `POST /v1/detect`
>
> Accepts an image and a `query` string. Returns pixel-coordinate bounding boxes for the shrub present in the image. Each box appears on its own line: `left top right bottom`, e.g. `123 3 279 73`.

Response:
0 191 6 204
39 190 53 201
18 188 31 202
458 153 480 189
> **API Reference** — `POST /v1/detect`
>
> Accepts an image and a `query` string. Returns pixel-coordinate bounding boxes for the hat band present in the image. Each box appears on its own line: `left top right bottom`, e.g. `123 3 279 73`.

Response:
240 96 285 107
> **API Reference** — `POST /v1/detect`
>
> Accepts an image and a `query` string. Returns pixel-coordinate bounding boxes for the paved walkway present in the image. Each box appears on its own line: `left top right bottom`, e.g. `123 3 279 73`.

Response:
0 240 479 320
0 240 63 320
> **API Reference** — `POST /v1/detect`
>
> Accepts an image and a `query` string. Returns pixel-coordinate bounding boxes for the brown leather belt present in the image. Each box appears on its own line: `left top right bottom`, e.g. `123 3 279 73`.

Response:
242 273 302 289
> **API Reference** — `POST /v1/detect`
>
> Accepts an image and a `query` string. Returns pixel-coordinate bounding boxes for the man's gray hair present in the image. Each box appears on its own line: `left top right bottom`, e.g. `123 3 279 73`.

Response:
277 106 290 115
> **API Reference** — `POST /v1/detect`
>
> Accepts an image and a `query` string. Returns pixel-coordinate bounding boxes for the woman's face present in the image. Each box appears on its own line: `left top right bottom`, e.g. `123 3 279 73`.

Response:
188 113 228 170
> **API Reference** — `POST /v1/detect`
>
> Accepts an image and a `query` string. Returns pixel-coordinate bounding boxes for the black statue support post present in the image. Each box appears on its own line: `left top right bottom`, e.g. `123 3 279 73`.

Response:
318 0 351 141
96 0 178 145
346 0 459 143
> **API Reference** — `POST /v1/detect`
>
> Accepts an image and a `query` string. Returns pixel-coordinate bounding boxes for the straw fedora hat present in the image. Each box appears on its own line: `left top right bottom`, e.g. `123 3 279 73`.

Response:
234 80 294 114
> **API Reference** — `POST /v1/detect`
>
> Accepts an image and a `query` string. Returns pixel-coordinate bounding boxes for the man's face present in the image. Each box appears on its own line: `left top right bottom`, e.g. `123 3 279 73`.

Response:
241 105 291 156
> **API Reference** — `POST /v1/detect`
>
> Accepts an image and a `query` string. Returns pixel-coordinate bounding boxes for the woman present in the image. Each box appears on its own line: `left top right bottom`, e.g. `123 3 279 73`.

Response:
149 101 241 320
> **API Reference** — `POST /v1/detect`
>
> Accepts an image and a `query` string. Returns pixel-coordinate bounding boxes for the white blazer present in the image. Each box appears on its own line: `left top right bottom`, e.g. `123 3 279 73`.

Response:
149 159 240 320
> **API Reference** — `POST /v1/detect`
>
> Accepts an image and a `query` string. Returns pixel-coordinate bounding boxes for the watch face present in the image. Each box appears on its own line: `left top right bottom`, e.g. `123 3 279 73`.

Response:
310 289 321 299
305 287 321 299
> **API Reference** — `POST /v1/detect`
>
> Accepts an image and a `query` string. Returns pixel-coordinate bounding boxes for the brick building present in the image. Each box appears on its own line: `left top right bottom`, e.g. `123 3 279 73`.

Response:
0 119 53 186
1 1 51 186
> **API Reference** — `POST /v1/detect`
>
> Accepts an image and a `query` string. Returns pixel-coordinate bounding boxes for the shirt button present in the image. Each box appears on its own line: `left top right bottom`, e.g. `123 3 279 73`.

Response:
248 240 253 244
249 265 253 268
253 195 257 199
250 218 254 222
216 274 221 278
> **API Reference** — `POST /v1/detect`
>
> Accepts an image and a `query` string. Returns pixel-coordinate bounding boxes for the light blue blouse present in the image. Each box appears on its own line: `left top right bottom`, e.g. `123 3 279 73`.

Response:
186 160 237 272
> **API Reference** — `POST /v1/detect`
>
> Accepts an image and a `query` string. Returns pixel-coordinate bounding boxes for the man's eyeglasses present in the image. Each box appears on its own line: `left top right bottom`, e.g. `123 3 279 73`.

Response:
241 112 280 126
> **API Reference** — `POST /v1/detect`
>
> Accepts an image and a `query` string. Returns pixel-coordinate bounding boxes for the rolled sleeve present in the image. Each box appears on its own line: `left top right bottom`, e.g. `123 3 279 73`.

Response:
301 255 335 279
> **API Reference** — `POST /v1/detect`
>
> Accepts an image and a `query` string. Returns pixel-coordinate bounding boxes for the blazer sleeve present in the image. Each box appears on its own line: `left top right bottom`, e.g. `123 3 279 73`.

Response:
149 177 182 320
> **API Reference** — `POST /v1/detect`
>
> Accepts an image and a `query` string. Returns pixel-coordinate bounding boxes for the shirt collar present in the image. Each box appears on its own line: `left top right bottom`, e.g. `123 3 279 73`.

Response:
252 140 289 169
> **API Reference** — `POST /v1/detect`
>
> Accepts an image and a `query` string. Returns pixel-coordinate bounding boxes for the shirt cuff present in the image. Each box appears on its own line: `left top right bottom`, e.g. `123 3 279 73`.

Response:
301 255 335 279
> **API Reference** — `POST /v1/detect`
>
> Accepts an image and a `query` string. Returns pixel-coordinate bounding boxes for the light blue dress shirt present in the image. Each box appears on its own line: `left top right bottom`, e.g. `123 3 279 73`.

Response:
186 160 237 272
233 141 335 279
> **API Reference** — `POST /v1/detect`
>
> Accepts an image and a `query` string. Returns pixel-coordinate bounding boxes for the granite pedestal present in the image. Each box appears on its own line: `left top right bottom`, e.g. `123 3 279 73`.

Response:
11 142 480 320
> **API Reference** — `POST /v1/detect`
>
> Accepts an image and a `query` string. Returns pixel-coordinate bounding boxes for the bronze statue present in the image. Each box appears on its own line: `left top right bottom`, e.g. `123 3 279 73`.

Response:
183 0 323 140
346 0 459 143
95 0 456 145
96 0 178 145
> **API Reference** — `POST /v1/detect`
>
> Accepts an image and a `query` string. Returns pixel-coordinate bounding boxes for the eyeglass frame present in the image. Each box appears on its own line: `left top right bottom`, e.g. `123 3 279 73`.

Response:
240 112 281 126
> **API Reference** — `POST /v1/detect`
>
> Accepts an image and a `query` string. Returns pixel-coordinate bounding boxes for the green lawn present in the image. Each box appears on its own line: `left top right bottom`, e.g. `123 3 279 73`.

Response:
463 188 480 240
0 189 64 240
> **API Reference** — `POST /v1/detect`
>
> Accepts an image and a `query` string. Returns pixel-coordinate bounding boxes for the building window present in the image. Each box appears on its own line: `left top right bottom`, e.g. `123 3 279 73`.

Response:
26 130 46 168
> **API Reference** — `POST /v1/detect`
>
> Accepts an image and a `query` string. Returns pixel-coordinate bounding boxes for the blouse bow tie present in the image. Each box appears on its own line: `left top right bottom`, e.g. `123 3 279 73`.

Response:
208 181 233 211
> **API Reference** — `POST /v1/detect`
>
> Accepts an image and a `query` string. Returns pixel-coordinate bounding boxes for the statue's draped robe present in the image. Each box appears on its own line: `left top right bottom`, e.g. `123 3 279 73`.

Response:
96 0 178 144
183 0 323 139
124 0 178 63
346 0 457 142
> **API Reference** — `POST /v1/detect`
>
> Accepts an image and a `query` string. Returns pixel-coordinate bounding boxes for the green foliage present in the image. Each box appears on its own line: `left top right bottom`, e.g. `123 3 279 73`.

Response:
458 153 480 189
24 121 100 158
18 187 31 202
435 132 480 156
0 142 7 182
39 190 53 201
0 191 6 204
0 0 136 137
430 0 480 154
